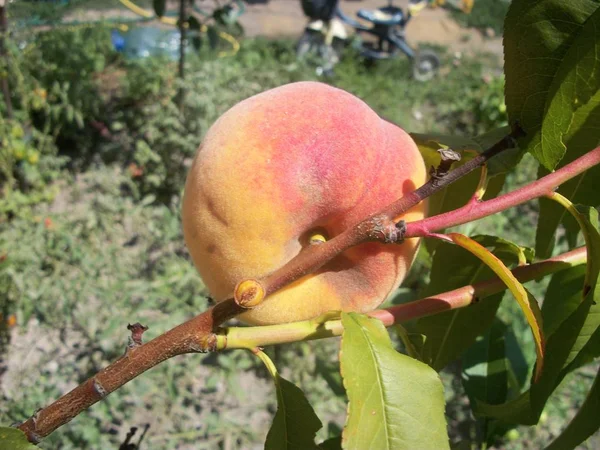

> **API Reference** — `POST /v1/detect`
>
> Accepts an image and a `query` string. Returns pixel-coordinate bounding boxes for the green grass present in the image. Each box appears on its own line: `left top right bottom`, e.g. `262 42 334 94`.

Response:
1 29 596 449
449 0 511 35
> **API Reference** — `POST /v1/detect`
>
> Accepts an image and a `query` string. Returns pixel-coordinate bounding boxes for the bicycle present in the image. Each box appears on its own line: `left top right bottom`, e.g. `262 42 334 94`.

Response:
297 0 440 81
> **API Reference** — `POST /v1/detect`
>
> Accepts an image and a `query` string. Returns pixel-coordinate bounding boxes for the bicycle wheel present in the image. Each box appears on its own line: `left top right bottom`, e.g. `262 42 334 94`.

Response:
412 49 440 82
296 29 322 60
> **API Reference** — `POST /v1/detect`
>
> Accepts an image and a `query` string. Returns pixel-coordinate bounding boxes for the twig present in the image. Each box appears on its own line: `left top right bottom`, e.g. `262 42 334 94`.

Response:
227 125 526 310
404 146 600 238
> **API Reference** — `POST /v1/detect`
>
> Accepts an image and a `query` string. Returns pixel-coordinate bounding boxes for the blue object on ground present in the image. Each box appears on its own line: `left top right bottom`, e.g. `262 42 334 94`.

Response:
112 27 187 60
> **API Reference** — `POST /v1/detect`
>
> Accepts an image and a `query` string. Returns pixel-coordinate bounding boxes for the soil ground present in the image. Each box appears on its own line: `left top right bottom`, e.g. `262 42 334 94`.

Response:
62 0 504 58
239 0 503 57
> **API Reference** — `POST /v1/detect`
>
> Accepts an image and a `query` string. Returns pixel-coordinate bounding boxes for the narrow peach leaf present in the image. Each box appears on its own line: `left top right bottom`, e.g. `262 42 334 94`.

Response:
340 313 449 450
546 365 600 450
504 0 600 169
448 233 545 381
477 208 600 425
259 351 322 450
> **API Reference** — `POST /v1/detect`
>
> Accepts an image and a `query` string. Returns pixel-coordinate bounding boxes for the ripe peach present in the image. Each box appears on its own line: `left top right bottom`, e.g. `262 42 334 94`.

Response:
182 82 426 325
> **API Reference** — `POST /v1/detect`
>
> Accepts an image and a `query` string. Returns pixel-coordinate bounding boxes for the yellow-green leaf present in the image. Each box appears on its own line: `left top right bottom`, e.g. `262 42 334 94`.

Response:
340 313 449 450
256 351 322 450
0 427 40 450
448 233 545 381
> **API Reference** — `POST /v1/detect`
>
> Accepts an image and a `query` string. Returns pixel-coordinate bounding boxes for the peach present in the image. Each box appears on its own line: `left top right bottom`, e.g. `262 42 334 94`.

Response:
182 82 426 325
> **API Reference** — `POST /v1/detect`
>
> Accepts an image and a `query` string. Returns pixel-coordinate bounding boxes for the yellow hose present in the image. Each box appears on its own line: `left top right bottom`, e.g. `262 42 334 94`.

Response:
118 0 240 56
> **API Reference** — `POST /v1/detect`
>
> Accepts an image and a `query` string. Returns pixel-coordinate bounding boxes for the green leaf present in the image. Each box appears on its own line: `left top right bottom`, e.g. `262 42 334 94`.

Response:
153 0 166 17
472 126 523 176
545 365 600 450
538 6 600 164
448 233 545 381
504 0 600 169
535 90 600 258
478 206 600 425
0 427 40 449
416 235 533 372
319 436 342 450
264 375 323 450
462 319 509 406
257 351 322 450
541 265 587 338
462 320 529 443
340 313 449 450
476 391 535 425
559 206 600 372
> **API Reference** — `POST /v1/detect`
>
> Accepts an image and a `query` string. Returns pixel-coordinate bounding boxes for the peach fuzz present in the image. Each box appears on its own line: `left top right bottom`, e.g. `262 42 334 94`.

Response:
182 81 427 325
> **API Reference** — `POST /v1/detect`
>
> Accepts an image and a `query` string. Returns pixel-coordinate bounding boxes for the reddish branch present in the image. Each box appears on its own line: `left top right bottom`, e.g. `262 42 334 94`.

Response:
220 246 586 348
405 147 600 238
15 136 600 442
246 126 526 304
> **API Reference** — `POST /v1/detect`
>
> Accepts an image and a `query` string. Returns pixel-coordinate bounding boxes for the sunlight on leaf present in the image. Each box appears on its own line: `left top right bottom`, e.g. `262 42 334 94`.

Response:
447 233 544 381
340 313 449 450
504 0 600 169
539 7 600 169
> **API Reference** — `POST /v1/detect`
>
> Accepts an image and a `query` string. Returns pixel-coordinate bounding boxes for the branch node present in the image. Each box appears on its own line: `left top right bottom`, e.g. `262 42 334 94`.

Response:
93 378 108 398
189 333 218 353
127 323 149 347
367 214 403 243
27 431 42 445
430 148 461 185
395 220 407 242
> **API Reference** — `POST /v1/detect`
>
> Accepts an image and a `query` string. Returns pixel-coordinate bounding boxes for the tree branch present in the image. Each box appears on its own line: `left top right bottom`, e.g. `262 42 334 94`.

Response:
15 136 600 443
227 125 526 311
220 246 586 349
17 245 586 441
404 146 600 238
16 301 243 443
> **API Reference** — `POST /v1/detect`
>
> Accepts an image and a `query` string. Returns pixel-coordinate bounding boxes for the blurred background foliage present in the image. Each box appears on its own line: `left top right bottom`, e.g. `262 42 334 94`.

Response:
1 0 596 449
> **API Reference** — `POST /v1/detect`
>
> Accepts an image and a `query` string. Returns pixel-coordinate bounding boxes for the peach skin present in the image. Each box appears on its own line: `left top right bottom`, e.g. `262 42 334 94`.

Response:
182 81 426 325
